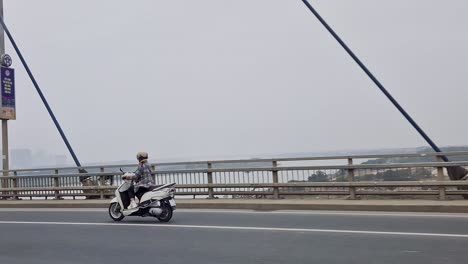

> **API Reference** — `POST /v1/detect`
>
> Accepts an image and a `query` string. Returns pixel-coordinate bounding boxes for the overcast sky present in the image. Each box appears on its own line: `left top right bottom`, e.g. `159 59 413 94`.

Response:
2 0 468 163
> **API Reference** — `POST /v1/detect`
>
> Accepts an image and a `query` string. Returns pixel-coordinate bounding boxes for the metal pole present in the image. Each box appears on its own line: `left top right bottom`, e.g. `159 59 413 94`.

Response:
0 0 8 183
347 158 356 200
2 120 7 175
207 162 214 199
436 156 446 200
272 161 279 199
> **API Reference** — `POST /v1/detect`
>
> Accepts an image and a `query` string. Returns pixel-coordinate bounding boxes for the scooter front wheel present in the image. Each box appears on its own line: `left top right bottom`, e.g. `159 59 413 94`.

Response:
109 202 125 221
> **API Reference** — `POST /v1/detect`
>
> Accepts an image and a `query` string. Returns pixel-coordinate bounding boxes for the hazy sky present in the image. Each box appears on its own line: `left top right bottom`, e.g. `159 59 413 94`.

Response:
3 0 468 163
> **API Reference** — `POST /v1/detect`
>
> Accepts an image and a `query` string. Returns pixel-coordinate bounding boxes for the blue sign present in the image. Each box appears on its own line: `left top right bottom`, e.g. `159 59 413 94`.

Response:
1 67 15 120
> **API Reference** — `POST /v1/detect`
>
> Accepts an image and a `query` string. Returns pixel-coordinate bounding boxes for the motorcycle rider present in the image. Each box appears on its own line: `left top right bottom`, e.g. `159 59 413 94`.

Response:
122 152 155 209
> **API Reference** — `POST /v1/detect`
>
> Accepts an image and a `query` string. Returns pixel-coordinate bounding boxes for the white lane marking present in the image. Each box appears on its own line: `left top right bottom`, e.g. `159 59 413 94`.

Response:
0 208 107 212
178 209 468 218
0 208 468 218
0 221 467 238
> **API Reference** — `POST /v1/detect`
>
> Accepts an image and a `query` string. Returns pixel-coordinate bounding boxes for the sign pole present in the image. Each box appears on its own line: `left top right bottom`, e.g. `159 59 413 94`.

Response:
0 0 7 182
2 120 7 176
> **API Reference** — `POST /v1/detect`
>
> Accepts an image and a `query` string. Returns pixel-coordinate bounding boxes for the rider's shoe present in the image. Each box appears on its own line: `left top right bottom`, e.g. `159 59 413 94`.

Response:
128 200 138 209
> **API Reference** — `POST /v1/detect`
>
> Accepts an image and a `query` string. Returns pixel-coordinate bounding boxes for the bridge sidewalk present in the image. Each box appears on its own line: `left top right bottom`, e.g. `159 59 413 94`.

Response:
1 199 468 213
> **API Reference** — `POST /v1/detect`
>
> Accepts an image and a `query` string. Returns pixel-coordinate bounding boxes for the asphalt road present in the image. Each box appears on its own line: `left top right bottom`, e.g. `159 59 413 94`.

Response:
0 209 467 264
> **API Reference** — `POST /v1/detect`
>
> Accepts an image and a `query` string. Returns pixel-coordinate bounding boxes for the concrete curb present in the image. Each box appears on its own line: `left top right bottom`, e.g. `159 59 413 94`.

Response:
2 199 468 213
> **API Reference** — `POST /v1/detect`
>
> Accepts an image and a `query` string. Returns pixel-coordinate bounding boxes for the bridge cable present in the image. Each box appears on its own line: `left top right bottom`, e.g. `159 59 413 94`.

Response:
0 15 87 178
300 0 468 181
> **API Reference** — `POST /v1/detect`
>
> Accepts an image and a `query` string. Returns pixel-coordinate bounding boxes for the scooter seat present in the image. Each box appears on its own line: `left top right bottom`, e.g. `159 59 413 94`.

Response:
147 185 164 191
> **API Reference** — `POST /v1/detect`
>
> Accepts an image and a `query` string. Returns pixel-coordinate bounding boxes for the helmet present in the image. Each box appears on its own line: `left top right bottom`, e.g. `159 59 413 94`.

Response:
136 152 149 161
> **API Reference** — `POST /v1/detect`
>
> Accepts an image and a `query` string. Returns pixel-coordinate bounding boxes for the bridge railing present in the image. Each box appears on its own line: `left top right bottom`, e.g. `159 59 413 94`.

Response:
1 151 468 200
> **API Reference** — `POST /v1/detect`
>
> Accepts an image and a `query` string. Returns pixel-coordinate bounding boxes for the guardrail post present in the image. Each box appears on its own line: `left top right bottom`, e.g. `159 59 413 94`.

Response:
54 169 60 200
1 169 9 200
151 165 156 182
272 161 279 199
12 171 17 200
99 167 105 199
436 156 446 200
207 162 214 199
347 158 356 200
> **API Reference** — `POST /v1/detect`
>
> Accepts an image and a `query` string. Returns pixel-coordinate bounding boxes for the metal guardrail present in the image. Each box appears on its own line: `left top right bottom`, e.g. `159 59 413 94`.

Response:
1 151 468 200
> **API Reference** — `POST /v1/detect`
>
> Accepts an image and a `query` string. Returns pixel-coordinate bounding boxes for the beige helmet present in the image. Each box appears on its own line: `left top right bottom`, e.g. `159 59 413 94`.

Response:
136 152 149 161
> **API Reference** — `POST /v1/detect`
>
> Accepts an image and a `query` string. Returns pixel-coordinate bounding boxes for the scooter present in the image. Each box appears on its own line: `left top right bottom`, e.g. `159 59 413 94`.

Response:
108 171 176 222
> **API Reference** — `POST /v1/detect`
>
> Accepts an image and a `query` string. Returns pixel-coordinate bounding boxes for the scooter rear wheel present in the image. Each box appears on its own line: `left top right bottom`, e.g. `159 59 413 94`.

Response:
109 202 125 221
156 203 173 222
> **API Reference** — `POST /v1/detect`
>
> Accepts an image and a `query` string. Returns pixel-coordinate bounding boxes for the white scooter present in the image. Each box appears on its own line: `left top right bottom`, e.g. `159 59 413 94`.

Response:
108 171 176 222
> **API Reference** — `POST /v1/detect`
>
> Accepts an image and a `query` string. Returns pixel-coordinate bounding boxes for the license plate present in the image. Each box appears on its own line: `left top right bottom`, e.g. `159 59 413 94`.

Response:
169 199 176 207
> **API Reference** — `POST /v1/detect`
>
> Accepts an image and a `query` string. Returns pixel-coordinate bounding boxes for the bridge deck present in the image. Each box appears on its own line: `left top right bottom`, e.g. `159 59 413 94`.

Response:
0 209 466 264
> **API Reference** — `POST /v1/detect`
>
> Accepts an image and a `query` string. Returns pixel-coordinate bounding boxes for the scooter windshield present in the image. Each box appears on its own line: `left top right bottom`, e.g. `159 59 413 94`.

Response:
118 181 132 192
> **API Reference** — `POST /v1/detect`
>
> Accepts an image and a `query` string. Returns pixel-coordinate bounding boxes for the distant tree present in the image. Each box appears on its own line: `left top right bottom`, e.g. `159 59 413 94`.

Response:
357 168 432 182
360 173 377 181
413 168 432 180
333 169 347 182
308 171 328 182
378 169 411 181
361 146 468 165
